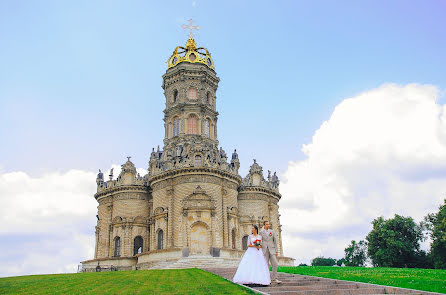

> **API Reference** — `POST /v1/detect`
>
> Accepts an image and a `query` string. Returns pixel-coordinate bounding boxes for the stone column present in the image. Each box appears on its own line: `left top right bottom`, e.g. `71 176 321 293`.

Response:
94 226 99 259
150 222 155 250
167 188 174 248
221 187 228 248
279 224 283 256
146 225 150 252
109 224 113 257
214 118 218 139
268 203 273 223
180 109 186 135
163 118 167 140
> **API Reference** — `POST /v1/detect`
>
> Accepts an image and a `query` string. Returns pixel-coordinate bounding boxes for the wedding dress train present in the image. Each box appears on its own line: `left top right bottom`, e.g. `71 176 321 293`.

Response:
232 234 271 285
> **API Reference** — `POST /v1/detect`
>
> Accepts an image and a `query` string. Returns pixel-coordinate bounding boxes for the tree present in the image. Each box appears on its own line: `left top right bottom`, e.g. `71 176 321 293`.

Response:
344 240 367 266
424 199 446 269
311 257 336 266
366 214 424 268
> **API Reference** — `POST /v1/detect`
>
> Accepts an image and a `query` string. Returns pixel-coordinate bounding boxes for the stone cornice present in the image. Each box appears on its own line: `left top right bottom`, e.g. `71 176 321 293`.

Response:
162 65 219 90
94 185 150 201
238 186 282 201
163 103 218 117
149 167 241 187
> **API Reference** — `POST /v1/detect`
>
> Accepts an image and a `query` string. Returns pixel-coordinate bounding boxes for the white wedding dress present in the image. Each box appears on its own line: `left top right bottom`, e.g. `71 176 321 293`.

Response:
232 234 271 285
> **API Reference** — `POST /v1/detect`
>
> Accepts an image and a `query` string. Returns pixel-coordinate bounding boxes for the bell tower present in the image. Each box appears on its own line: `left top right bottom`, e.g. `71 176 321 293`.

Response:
162 30 220 152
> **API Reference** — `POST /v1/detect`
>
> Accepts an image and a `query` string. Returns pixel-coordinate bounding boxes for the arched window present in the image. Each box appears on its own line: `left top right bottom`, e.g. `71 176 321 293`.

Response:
187 87 197 100
114 237 121 257
187 114 199 134
206 92 211 104
194 155 202 167
204 119 210 138
157 230 164 250
173 117 180 137
232 229 236 249
173 89 178 102
242 235 249 250
134 236 143 256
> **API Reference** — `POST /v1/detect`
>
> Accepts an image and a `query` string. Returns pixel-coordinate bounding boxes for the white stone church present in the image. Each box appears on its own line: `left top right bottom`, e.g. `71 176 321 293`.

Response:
81 26 294 271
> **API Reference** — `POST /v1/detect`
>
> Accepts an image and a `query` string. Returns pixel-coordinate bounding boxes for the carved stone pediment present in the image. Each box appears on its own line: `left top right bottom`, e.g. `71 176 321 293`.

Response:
183 186 215 211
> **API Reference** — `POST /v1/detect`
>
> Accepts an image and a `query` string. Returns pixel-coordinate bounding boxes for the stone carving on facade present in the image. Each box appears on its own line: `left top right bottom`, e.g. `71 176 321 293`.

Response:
240 159 280 192
148 135 239 177
182 185 216 216
96 157 146 193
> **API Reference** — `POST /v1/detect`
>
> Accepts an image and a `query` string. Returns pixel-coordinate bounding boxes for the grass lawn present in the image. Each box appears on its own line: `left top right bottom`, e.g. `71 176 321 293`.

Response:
0 268 256 295
278 266 446 294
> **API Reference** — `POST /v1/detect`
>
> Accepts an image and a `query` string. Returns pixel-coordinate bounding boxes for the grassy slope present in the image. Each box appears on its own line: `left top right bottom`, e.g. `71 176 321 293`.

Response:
278 266 446 294
0 268 255 295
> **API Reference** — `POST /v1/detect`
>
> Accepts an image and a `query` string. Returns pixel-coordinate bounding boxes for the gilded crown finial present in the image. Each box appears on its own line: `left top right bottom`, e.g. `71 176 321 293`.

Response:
186 37 197 51
167 19 214 70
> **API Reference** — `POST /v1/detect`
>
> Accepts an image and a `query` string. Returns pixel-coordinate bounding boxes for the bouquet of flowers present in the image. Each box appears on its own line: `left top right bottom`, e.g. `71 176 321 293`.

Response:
253 239 261 247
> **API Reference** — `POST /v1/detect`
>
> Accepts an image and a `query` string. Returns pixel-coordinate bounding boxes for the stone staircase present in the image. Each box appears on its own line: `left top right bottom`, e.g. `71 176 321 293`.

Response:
203 268 442 295
148 255 240 269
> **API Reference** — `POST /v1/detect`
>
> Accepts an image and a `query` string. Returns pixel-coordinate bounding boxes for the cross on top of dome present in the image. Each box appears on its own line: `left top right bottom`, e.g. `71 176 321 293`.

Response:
181 19 200 39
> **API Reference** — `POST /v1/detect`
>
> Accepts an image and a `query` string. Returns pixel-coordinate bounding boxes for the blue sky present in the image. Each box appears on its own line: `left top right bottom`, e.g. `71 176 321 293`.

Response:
1 0 446 276
2 0 445 176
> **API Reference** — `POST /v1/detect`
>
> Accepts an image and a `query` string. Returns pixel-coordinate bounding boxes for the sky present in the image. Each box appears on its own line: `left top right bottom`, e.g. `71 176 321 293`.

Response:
1 0 446 277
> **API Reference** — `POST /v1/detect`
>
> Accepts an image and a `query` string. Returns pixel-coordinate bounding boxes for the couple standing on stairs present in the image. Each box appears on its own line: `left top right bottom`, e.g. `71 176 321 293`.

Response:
233 221 282 286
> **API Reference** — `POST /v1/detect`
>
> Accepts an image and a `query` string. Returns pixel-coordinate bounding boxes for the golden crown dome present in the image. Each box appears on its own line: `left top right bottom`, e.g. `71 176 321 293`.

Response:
167 37 214 70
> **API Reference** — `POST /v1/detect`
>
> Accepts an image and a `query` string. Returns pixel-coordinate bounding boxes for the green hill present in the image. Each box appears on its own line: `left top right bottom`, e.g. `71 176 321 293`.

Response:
278 266 446 294
0 268 255 295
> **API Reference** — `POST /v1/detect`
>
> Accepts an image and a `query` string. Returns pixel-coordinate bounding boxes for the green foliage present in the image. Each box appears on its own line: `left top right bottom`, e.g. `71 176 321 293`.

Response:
344 240 367 266
298 263 308 266
424 198 446 269
277 266 446 294
335 258 345 266
0 268 255 295
311 257 336 266
366 214 424 268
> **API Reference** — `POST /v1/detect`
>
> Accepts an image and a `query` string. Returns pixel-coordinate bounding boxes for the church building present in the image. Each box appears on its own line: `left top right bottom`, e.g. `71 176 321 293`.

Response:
81 27 294 271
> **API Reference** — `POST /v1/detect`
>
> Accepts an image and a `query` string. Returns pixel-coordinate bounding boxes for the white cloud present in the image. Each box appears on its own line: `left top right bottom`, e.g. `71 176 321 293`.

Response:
280 83 446 264
0 164 146 277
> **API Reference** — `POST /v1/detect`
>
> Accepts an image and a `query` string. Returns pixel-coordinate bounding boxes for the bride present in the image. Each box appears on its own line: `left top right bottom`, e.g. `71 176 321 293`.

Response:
232 225 271 285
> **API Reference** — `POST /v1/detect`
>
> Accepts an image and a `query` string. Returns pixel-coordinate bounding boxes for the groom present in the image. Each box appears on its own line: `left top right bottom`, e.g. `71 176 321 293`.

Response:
261 221 282 284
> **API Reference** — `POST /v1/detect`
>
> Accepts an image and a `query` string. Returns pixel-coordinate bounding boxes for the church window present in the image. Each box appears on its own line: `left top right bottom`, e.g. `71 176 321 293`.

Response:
187 114 199 134
173 118 180 137
204 119 210 138
187 87 197 100
242 235 249 250
173 89 178 102
157 230 164 250
134 236 143 256
195 155 202 166
114 237 121 257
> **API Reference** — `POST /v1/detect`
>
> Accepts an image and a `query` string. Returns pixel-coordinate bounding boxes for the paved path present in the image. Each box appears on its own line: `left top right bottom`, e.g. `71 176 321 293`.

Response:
202 268 442 295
